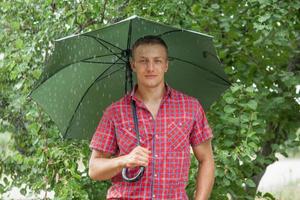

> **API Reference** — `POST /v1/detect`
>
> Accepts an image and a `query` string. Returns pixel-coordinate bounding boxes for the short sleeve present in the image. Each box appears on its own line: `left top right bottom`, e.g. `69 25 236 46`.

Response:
190 101 213 146
89 106 118 155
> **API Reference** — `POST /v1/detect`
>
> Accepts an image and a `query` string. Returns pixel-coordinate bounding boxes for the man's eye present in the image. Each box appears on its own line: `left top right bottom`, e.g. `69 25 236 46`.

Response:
155 60 162 63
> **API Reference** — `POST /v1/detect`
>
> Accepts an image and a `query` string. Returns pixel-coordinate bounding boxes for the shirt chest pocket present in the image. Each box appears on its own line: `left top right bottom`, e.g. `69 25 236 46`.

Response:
116 126 138 155
167 120 193 152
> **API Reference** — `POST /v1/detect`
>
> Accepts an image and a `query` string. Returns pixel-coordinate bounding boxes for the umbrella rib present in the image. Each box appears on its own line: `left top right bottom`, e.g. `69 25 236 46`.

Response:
82 61 124 64
157 29 183 37
169 56 231 86
95 65 123 82
82 52 124 61
63 57 124 139
82 34 123 51
82 35 127 63
29 52 126 96
93 37 127 63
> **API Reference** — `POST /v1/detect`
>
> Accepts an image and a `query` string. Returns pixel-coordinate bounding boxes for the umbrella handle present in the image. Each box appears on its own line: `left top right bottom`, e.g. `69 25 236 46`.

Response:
121 166 145 182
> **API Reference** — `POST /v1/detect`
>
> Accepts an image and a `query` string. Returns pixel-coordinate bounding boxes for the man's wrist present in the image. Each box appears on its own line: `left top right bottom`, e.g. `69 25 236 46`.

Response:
115 155 127 169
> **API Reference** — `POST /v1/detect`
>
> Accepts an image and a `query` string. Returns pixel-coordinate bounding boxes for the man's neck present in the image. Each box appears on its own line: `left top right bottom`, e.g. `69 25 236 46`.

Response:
135 83 166 103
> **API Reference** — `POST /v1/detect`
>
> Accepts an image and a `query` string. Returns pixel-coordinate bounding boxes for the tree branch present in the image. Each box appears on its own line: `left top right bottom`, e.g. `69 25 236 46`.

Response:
99 0 108 24
75 0 108 34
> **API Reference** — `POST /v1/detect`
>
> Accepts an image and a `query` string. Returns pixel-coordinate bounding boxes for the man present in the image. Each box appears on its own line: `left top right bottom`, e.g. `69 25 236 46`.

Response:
89 35 214 199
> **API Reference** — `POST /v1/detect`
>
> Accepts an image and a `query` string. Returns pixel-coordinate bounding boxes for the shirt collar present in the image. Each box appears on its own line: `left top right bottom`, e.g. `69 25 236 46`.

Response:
129 82 172 102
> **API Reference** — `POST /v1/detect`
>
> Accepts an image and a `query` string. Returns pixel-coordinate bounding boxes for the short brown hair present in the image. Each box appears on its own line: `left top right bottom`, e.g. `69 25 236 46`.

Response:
131 35 168 59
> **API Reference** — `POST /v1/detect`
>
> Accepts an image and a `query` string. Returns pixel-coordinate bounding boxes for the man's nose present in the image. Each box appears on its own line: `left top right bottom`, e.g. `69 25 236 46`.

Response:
146 61 155 71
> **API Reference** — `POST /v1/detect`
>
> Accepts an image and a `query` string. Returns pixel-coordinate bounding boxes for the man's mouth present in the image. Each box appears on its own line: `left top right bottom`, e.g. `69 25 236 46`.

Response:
145 75 157 78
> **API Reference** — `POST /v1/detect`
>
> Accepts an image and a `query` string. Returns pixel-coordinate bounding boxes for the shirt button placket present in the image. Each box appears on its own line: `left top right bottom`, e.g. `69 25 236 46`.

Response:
150 114 156 200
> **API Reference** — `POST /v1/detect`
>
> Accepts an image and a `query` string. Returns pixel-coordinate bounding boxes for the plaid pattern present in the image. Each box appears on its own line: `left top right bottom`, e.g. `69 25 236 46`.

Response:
90 84 213 199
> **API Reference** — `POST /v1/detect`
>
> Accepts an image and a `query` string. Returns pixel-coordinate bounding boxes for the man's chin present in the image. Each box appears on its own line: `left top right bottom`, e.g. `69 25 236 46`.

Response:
141 81 162 88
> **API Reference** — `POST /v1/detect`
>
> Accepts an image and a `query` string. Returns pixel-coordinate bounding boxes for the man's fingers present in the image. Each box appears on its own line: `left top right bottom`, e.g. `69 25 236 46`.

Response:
135 146 151 154
124 146 151 168
126 155 149 168
135 150 150 158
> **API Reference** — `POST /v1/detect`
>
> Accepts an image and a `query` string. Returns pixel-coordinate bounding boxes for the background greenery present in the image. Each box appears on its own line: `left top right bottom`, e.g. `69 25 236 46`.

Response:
0 0 299 199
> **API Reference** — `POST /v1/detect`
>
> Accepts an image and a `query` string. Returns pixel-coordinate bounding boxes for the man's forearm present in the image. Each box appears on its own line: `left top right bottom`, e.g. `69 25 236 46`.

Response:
89 155 125 181
194 159 215 200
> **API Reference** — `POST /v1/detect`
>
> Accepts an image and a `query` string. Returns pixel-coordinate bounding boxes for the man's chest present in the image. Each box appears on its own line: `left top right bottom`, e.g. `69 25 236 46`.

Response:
113 101 195 155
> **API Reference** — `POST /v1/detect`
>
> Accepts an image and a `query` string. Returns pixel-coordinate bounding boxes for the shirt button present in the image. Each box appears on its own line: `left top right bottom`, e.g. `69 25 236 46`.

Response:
155 154 158 158
149 116 152 120
153 194 156 198
154 174 157 177
179 122 182 126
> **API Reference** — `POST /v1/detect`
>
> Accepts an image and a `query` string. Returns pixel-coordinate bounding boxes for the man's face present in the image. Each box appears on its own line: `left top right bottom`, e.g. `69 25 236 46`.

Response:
131 44 168 89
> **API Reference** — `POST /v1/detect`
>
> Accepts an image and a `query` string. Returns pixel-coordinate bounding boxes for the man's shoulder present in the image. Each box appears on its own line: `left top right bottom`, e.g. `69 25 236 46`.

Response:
170 87 199 105
104 94 130 112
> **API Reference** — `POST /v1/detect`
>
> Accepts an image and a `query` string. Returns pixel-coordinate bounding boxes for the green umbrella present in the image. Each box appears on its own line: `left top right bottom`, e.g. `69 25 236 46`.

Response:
28 15 230 140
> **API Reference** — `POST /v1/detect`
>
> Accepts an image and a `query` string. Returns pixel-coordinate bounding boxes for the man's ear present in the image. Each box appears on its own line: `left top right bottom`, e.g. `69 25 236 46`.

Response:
130 58 136 72
165 59 169 72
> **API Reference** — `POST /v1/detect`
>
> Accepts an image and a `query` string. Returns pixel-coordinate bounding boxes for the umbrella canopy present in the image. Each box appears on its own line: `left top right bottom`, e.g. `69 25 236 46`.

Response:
29 15 230 140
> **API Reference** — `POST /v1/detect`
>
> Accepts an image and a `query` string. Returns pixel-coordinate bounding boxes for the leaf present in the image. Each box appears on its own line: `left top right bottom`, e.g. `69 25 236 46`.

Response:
224 140 234 147
224 105 236 113
245 179 256 187
211 4 220 9
32 69 42 79
258 14 271 22
230 84 242 93
11 21 20 30
240 114 250 123
14 80 24 90
224 97 235 104
262 192 276 199
20 188 27 195
246 100 258 110
15 39 24 49
248 142 258 150
3 177 9 185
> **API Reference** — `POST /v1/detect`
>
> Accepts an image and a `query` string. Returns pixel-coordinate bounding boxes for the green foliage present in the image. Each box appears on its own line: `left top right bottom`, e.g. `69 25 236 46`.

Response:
0 0 299 199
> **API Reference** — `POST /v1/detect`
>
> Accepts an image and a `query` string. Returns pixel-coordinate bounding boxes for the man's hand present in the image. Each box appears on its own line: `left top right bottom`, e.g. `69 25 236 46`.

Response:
122 146 151 168
89 146 150 181
192 139 214 200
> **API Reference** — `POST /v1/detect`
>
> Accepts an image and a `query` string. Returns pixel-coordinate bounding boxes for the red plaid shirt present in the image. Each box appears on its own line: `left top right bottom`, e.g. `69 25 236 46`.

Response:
90 84 213 199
